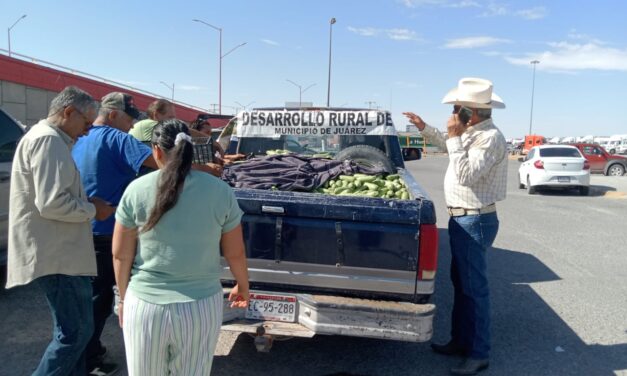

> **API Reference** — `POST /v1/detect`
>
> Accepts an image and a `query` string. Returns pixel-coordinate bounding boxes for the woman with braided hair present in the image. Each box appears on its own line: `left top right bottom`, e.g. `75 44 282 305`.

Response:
112 119 249 375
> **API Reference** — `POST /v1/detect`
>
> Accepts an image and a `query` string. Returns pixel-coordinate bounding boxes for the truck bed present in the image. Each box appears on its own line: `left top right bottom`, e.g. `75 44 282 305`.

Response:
221 168 437 303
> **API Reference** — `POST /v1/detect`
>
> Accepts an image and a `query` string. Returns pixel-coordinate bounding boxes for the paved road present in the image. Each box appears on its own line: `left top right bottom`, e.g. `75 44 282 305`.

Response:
1 156 626 376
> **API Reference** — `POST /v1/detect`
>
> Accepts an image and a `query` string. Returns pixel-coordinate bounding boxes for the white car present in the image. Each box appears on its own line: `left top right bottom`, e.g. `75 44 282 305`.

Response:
0 108 27 265
518 145 591 196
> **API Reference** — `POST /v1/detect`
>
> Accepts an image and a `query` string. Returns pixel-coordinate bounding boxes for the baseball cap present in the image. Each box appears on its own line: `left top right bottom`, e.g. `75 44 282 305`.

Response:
101 92 141 119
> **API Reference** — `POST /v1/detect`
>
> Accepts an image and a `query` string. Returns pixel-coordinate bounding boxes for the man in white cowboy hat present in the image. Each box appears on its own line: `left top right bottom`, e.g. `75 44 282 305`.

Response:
404 77 507 375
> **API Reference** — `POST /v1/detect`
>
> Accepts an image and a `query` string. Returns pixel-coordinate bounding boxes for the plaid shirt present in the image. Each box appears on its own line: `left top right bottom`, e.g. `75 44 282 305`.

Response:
421 118 508 209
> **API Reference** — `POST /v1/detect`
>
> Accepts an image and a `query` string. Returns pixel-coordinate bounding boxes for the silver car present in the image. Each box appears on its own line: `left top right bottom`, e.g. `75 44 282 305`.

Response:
0 108 26 266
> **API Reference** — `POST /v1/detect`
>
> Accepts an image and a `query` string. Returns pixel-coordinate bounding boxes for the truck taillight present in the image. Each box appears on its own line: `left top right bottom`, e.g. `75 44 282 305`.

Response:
534 160 544 169
583 160 590 170
418 224 438 280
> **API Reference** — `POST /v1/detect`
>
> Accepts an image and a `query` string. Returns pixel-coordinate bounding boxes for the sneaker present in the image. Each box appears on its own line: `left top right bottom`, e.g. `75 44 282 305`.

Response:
87 362 120 376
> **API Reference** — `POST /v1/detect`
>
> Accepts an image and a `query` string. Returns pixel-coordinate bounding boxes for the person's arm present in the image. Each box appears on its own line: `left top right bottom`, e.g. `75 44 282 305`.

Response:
403 112 448 151
31 136 96 222
192 163 223 177
221 224 249 307
142 155 158 169
112 222 138 327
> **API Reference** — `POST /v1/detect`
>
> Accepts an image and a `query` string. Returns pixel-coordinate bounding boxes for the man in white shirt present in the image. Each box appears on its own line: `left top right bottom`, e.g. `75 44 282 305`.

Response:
404 77 507 375
6 86 115 375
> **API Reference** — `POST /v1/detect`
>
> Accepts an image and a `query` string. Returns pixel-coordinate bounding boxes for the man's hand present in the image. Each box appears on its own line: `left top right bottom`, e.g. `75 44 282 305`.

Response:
89 197 116 221
402 112 426 131
192 162 223 177
447 114 467 138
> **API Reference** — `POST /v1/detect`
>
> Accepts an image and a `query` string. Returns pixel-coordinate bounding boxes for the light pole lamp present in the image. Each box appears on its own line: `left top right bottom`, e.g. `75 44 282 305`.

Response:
528 60 540 135
160 81 174 101
286 79 316 108
326 17 336 108
193 19 246 115
8 14 27 57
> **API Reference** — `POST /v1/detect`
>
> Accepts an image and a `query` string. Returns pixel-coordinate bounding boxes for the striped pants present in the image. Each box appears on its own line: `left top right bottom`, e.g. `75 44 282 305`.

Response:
122 290 223 376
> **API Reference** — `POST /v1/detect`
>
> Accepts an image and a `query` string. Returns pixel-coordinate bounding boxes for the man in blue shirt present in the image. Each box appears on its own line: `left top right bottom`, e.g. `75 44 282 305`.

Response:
73 92 158 375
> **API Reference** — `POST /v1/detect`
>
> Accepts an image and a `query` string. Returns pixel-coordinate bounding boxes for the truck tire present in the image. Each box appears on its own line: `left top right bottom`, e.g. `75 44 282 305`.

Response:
606 163 625 176
335 145 395 173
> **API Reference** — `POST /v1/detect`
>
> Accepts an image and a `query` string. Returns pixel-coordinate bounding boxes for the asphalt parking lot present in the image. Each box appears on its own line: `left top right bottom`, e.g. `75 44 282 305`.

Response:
1 155 626 376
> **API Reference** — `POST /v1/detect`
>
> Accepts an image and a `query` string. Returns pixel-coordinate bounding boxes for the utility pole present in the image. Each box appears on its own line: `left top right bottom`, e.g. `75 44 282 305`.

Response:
528 60 540 135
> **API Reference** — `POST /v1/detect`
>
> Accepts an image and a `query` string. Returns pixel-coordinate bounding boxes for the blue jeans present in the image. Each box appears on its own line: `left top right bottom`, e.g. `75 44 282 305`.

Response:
86 235 115 367
448 212 499 360
34 274 94 376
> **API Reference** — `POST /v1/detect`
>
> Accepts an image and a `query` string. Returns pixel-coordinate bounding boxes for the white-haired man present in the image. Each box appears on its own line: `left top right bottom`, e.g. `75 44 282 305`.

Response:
404 77 507 375
6 86 115 375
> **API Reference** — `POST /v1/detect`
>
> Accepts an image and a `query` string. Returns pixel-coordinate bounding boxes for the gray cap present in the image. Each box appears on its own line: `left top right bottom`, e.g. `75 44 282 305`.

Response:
101 92 141 119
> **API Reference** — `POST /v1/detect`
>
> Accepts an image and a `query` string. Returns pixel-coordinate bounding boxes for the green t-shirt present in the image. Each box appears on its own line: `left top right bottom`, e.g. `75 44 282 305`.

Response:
116 170 243 304
129 119 158 142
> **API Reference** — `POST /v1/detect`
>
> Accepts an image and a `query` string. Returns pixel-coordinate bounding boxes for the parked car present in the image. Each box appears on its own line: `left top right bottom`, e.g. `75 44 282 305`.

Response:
0 108 27 266
518 145 590 195
568 143 627 176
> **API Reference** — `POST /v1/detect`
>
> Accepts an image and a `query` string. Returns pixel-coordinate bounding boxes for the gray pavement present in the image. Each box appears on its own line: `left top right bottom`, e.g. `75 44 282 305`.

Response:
1 156 626 376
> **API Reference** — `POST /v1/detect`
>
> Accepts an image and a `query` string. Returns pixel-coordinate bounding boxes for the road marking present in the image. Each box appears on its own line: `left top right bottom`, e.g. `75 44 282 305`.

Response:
603 191 627 199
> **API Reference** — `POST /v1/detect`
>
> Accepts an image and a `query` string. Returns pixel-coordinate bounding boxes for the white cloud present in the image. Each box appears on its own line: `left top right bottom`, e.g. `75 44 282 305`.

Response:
387 29 420 41
479 3 547 19
505 42 627 72
348 26 422 41
261 39 279 46
516 6 548 20
567 30 605 45
444 36 511 49
347 26 378 37
479 3 509 17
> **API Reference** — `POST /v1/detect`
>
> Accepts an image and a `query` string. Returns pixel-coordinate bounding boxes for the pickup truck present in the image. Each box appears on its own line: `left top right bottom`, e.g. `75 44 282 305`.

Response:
569 143 627 176
217 108 439 351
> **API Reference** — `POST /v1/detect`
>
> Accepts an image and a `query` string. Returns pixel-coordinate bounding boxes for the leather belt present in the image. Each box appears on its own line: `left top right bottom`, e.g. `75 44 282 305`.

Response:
447 203 496 217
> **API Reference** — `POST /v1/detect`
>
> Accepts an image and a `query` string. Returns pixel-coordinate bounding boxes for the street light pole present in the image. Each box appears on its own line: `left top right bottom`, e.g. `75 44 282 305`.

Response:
287 79 316 108
8 14 27 57
160 81 174 101
528 60 540 135
193 19 247 115
326 18 336 108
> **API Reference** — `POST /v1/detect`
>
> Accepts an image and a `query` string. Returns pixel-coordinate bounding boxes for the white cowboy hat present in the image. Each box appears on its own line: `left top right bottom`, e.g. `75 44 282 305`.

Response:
441 77 505 109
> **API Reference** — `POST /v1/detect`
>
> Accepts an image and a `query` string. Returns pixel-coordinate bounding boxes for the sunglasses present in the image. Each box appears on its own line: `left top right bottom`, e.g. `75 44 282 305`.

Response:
72 107 93 130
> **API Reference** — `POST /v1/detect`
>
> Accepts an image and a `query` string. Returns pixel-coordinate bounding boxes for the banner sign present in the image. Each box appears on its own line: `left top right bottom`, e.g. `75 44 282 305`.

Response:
235 110 397 138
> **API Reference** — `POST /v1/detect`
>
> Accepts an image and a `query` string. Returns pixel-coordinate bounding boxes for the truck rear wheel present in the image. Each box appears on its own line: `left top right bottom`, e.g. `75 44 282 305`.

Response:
335 145 395 173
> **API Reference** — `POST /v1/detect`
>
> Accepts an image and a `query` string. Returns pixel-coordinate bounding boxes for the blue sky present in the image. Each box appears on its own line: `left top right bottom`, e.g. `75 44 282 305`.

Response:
3 0 627 138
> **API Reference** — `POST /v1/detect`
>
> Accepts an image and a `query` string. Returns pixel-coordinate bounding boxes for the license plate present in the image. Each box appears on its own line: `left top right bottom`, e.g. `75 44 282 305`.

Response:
245 293 297 322
557 176 570 182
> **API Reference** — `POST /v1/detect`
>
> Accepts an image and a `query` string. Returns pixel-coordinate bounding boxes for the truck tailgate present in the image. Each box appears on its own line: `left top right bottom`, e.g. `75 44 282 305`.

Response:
223 187 425 301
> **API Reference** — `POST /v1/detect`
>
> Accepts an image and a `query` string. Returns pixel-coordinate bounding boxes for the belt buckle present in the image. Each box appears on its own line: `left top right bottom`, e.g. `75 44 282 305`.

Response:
448 207 466 216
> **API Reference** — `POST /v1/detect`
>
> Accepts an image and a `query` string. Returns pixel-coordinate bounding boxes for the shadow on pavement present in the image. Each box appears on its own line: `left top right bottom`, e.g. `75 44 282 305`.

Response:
530 185 615 197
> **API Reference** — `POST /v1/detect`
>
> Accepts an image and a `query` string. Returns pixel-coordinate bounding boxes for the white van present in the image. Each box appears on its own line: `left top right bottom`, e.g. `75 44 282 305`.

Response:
607 134 627 154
